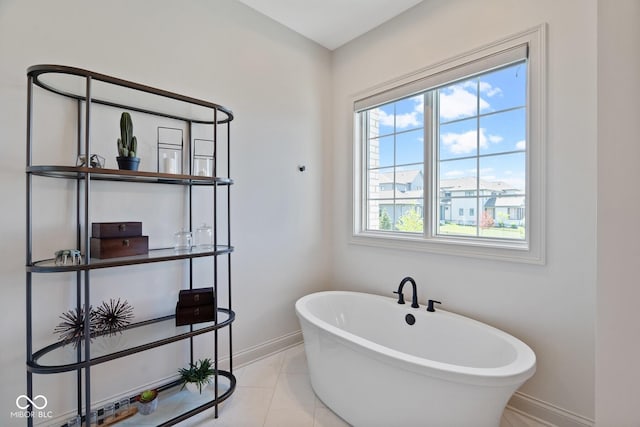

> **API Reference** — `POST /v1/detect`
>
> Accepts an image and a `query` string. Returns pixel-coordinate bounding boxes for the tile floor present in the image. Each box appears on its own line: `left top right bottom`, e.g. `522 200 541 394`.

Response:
182 344 551 427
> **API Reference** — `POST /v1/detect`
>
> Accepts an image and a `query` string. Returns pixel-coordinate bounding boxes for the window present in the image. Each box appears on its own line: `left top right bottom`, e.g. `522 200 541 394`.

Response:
353 26 545 263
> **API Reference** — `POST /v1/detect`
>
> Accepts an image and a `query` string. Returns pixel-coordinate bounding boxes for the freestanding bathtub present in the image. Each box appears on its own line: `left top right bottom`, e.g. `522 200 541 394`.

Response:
295 291 536 427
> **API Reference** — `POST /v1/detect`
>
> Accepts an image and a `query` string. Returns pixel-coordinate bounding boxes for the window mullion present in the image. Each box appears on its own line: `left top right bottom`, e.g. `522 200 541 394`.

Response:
362 112 369 232
392 104 397 229
475 78 481 237
426 90 436 239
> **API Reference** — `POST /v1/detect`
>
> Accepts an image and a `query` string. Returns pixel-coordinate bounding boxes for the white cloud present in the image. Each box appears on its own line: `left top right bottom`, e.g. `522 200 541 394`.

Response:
397 112 420 128
413 95 424 114
516 140 526 150
460 81 503 97
440 85 488 120
447 81 502 116
373 98 422 129
440 128 502 155
441 130 478 154
479 81 503 97
461 81 475 90
375 109 420 129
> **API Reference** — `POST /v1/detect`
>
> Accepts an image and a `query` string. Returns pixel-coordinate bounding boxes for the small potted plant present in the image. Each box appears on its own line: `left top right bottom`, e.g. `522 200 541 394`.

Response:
179 358 215 394
137 389 158 415
116 112 140 171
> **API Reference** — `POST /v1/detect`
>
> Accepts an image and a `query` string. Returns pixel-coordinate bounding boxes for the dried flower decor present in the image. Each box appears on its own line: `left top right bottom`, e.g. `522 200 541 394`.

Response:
94 298 134 336
54 298 134 347
53 306 98 348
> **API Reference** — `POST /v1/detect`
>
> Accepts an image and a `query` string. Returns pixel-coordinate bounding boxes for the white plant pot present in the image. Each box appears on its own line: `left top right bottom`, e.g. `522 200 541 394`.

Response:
185 381 208 394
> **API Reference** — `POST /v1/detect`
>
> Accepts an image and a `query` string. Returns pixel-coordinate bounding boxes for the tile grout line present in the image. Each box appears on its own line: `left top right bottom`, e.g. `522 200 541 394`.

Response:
311 377 320 427
261 352 286 427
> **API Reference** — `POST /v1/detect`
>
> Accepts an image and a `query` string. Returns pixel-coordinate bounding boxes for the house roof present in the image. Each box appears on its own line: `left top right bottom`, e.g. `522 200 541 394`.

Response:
377 170 422 184
495 196 525 207
374 190 424 200
374 170 522 194
440 177 520 193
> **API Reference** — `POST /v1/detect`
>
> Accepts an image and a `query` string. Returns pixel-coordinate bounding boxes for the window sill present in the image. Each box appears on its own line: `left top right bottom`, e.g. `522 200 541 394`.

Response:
350 231 544 265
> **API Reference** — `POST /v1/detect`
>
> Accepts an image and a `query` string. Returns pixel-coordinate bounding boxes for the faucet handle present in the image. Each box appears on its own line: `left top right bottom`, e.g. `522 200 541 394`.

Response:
427 300 441 312
393 290 405 305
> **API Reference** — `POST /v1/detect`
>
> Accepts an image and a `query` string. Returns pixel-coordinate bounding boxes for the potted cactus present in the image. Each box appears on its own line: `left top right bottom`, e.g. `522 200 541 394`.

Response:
137 389 158 415
116 112 140 170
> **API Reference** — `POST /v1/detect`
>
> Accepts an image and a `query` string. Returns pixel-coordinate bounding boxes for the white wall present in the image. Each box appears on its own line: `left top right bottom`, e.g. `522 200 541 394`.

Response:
0 0 330 424
331 0 597 421
596 1 640 425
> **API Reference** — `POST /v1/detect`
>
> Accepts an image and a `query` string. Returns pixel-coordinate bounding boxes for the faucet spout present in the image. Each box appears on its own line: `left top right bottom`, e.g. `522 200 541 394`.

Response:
394 276 419 308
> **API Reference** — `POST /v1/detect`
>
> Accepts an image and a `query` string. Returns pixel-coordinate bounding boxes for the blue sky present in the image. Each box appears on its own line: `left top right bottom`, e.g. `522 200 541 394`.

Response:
370 62 527 191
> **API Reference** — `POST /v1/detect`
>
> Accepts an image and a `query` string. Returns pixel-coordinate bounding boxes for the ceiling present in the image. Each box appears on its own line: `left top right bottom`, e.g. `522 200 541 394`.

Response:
236 0 424 50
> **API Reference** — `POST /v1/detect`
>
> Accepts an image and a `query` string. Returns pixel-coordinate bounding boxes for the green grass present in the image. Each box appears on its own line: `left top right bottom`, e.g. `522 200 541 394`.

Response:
439 223 525 239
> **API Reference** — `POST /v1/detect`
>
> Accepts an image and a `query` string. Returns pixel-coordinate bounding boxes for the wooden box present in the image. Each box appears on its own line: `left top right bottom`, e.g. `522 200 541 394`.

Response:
175 303 215 326
92 222 142 238
90 236 149 259
178 287 214 307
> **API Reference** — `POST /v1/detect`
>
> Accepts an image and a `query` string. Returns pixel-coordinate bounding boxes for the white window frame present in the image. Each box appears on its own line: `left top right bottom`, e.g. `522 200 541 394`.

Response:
351 25 546 264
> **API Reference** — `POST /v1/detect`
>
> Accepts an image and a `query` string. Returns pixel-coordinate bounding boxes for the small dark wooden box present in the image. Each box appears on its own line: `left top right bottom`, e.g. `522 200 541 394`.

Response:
175 303 215 326
92 222 142 238
178 287 214 307
90 236 149 259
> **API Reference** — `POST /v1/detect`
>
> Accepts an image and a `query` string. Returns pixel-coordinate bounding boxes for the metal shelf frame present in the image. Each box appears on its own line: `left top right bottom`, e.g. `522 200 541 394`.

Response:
29 309 235 374
25 64 235 427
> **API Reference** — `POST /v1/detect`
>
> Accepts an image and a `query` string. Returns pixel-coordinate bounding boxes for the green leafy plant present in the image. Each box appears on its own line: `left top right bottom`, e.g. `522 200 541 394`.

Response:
139 389 157 403
379 210 392 230
117 112 138 158
396 208 423 233
179 358 215 393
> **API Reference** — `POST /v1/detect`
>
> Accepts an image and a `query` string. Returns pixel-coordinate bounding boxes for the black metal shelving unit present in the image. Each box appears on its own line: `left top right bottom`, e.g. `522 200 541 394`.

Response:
25 64 235 427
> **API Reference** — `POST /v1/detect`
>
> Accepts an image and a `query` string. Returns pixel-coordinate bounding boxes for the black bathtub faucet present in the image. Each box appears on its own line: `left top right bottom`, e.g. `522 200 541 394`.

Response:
394 276 420 308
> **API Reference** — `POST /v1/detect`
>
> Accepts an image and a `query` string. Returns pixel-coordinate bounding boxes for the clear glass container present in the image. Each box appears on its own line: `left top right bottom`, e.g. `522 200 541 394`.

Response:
103 403 115 421
195 223 213 250
66 415 81 427
117 398 130 416
174 229 192 251
193 157 212 177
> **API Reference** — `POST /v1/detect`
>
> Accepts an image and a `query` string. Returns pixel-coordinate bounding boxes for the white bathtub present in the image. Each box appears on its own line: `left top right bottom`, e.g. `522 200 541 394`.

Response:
295 291 536 427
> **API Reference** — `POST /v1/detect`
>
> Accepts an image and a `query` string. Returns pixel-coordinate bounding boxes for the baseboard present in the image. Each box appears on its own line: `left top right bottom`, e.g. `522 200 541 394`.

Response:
508 392 595 427
222 329 303 370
